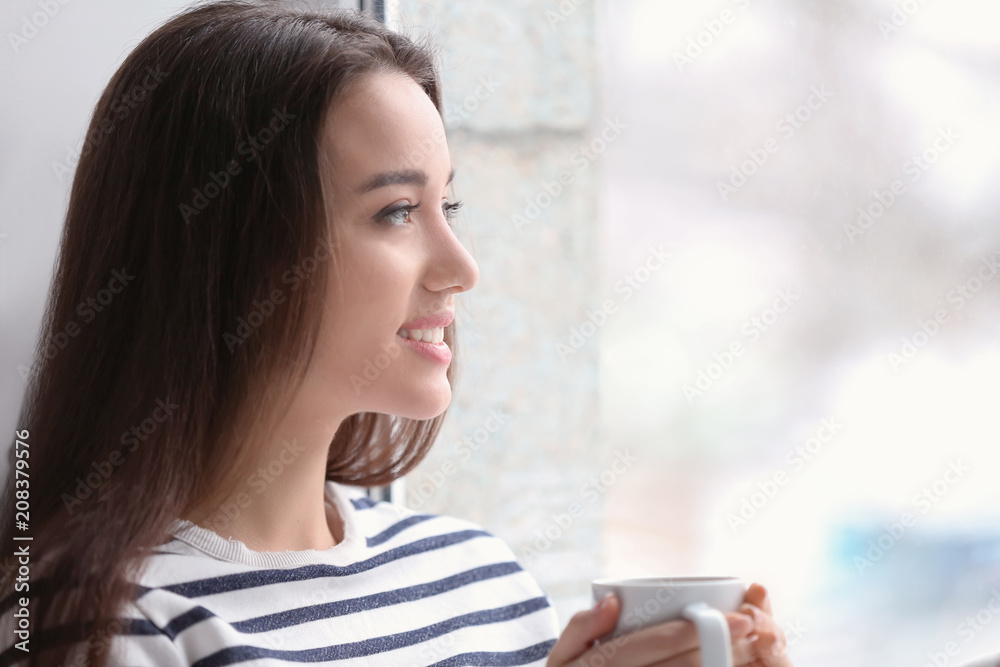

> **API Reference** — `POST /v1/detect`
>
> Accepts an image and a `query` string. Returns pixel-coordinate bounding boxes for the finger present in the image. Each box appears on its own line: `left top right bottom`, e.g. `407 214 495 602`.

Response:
743 583 773 615
572 614 754 667
644 636 755 667
738 603 763 625
750 621 789 665
569 618 699 667
546 593 620 667
727 611 756 640
738 603 789 666
739 606 778 640
730 636 759 666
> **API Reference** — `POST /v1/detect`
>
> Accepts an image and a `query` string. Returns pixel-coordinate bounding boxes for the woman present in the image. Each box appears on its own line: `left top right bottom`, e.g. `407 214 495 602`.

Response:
0 1 792 665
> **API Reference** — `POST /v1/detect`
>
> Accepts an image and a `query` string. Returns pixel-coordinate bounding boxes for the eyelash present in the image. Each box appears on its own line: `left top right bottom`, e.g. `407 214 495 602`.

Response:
379 200 463 227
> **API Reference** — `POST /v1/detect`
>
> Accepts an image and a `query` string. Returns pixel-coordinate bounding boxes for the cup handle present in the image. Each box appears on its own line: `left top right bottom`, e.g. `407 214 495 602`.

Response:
682 602 733 667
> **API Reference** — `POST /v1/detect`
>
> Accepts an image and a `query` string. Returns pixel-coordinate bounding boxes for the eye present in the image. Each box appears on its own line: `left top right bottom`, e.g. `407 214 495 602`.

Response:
377 202 419 226
442 199 463 224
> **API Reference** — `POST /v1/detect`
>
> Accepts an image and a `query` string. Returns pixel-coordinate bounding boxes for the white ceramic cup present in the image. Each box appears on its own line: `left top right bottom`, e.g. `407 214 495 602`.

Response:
591 576 746 667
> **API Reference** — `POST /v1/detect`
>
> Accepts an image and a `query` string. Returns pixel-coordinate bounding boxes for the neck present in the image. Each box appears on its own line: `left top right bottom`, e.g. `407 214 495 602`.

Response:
185 405 348 552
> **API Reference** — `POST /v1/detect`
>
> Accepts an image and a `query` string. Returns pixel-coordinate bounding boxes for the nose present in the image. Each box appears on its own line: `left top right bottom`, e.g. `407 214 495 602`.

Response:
422 212 479 296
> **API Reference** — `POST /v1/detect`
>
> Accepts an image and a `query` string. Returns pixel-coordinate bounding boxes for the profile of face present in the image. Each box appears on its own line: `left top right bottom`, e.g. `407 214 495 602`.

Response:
305 70 479 422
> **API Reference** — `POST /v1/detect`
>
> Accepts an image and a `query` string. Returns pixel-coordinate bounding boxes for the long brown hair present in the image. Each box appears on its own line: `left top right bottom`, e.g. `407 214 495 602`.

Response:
0 2 454 664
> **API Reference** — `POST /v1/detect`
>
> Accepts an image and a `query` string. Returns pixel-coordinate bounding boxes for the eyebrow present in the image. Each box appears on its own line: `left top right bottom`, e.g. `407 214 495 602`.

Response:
356 167 456 194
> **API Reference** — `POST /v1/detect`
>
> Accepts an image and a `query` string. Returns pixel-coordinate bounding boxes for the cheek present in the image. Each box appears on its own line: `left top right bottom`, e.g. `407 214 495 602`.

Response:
335 237 415 304
323 237 423 369
338 264 412 325
325 263 414 352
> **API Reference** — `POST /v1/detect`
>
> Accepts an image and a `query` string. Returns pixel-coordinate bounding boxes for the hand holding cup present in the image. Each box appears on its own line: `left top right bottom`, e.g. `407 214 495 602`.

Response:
545 578 793 667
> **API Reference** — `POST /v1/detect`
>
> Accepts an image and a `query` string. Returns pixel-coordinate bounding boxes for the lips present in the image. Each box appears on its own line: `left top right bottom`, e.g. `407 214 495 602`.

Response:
398 311 455 330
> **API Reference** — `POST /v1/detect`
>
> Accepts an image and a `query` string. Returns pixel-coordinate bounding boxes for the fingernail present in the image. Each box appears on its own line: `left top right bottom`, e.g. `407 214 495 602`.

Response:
596 593 614 612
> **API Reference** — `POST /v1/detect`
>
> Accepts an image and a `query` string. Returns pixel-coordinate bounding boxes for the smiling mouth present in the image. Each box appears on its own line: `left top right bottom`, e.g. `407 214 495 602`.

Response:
396 327 445 344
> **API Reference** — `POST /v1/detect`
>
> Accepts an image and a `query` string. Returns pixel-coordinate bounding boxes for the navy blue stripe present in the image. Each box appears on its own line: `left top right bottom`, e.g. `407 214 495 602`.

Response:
163 605 218 638
235 561 523 632
150 530 490 598
123 617 167 636
121 562 524 639
120 605 219 641
366 514 438 547
350 497 378 510
191 596 551 667
0 618 175 666
428 640 557 666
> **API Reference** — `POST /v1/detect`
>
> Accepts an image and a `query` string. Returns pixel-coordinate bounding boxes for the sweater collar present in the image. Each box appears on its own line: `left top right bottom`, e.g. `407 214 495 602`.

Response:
167 480 367 568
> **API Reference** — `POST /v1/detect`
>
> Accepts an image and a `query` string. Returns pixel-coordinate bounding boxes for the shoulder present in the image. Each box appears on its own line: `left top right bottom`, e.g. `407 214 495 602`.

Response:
116 485 559 665
335 481 558 607
0 593 187 666
107 601 189 667
334 481 519 558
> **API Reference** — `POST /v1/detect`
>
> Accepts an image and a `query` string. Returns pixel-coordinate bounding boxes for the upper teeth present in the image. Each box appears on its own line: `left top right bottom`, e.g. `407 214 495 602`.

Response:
398 327 444 344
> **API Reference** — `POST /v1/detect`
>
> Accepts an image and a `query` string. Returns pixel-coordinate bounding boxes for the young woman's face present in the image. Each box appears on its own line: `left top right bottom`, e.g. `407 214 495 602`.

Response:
311 70 479 420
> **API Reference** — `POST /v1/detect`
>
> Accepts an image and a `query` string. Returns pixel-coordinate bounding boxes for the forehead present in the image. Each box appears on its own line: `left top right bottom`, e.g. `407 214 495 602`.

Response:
322 71 449 187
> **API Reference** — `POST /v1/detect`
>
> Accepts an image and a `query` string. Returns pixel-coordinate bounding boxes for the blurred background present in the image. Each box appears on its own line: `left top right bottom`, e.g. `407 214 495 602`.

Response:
3 0 1000 664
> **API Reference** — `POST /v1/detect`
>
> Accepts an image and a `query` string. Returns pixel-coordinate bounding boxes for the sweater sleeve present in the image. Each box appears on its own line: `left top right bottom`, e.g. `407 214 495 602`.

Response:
107 603 188 667
0 601 186 667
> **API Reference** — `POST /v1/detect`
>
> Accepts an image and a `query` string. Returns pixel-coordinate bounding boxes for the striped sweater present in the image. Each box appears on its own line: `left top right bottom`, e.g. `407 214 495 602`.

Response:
4 481 560 666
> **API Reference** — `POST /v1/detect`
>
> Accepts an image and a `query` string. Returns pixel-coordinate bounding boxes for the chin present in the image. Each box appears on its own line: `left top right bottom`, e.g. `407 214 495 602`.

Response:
394 386 452 421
